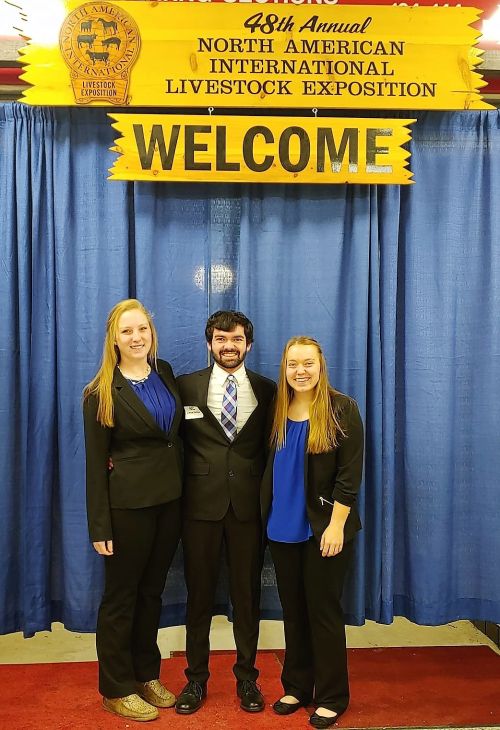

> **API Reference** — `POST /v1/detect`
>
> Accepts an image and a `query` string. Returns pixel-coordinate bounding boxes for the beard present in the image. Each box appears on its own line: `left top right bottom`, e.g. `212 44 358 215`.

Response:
212 348 248 370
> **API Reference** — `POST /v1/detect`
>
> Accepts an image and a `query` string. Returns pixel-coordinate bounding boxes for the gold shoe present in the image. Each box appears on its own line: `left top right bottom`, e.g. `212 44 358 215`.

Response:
103 693 159 721
136 679 176 708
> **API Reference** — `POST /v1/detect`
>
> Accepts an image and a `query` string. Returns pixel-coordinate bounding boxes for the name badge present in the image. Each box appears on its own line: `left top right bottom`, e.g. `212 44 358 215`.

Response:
184 406 204 420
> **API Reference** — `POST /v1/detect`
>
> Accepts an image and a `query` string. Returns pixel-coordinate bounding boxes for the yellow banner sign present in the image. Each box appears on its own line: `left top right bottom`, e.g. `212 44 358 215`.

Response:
20 2 489 109
109 114 415 184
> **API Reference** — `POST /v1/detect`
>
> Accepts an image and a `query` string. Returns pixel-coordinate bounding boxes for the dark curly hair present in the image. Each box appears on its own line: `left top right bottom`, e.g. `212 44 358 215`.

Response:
205 310 254 344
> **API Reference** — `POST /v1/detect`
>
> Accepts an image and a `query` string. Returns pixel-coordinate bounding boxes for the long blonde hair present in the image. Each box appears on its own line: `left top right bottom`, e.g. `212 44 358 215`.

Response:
83 299 158 427
270 336 346 454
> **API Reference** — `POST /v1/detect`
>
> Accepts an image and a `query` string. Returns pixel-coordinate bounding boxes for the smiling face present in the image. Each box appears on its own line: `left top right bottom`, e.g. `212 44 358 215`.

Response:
208 325 251 373
114 308 152 366
286 343 321 394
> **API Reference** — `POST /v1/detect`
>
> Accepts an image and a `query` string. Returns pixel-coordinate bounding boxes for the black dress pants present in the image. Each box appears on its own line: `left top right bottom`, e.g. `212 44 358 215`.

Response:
269 537 353 712
96 499 181 698
182 505 262 685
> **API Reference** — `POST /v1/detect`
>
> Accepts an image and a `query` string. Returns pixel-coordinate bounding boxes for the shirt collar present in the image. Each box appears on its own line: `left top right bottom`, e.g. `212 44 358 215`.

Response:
212 361 247 387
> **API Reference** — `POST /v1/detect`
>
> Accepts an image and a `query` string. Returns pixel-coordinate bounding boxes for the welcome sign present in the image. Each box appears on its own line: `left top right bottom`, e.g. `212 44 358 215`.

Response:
20 1 489 110
109 114 415 184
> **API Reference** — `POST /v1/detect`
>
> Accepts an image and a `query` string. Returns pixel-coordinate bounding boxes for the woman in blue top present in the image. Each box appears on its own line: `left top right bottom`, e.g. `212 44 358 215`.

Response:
261 336 364 729
83 299 183 722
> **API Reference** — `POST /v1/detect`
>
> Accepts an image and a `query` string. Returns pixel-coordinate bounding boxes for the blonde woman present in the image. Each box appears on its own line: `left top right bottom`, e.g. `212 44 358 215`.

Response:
83 299 183 722
261 337 364 729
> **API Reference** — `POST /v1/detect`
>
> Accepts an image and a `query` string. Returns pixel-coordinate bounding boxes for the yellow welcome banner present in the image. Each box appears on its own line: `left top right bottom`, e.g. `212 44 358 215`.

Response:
109 114 415 184
20 2 489 109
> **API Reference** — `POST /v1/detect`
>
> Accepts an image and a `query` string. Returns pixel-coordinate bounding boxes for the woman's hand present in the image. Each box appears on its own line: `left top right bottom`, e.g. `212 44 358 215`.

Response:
93 540 114 556
320 524 344 557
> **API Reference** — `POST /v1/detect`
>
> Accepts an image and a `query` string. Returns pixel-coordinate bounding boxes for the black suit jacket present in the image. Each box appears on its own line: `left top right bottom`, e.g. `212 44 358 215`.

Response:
261 393 364 543
83 360 183 542
177 366 276 522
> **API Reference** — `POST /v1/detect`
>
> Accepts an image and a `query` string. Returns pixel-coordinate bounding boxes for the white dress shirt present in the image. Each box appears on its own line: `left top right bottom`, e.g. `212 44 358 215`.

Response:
207 362 257 433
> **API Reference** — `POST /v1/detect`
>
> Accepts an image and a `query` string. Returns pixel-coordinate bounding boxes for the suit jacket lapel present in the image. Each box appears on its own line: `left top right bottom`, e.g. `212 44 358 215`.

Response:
113 366 164 435
196 366 265 442
156 360 183 437
228 368 267 442
196 367 212 402
233 368 263 440
196 367 233 441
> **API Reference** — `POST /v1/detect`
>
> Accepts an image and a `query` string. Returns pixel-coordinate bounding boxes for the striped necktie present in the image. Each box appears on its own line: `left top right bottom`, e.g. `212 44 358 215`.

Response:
221 374 237 441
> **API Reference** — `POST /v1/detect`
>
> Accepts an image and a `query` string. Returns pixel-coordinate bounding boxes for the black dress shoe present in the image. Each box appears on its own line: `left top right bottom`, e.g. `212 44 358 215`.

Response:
175 681 206 714
273 697 305 715
237 680 265 713
309 709 344 728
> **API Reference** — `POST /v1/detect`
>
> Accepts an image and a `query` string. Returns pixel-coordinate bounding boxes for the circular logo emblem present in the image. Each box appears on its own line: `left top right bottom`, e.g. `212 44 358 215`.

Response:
59 3 140 103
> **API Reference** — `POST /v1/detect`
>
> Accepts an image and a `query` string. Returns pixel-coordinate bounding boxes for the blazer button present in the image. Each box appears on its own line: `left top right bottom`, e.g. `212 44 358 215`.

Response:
228 470 235 477
167 442 173 448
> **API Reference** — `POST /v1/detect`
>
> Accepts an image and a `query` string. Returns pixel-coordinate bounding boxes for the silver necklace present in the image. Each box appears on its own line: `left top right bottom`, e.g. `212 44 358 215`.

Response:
120 363 151 384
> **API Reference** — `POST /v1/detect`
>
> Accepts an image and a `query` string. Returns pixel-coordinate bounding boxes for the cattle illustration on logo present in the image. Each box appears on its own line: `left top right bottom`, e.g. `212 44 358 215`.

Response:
59 3 140 105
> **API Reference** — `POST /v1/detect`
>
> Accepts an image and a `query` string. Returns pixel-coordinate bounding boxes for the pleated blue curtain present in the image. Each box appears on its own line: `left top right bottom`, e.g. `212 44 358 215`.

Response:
1 103 499 634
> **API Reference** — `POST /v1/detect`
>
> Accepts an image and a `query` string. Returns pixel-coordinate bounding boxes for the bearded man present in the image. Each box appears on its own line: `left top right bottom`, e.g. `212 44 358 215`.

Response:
175 311 276 715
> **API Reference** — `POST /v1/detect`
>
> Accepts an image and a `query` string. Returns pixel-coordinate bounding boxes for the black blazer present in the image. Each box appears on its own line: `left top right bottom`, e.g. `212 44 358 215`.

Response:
261 392 364 544
83 359 183 542
177 366 276 522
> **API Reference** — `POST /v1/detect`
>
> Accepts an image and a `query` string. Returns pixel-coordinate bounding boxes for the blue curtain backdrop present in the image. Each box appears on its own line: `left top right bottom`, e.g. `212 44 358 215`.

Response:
1 103 500 636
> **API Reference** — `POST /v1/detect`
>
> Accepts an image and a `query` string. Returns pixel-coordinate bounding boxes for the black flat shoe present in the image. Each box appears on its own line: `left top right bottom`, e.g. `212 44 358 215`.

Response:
273 697 305 715
309 708 345 728
175 681 206 714
237 680 265 713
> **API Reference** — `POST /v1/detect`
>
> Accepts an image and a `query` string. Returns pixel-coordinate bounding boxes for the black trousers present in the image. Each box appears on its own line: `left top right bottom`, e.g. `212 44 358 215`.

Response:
96 499 181 698
269 537 353 712
182 505 262 685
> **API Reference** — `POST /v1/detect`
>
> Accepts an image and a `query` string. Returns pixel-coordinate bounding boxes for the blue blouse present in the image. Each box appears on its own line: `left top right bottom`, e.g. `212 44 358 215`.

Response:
129 370 175 432
267 419 313 543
